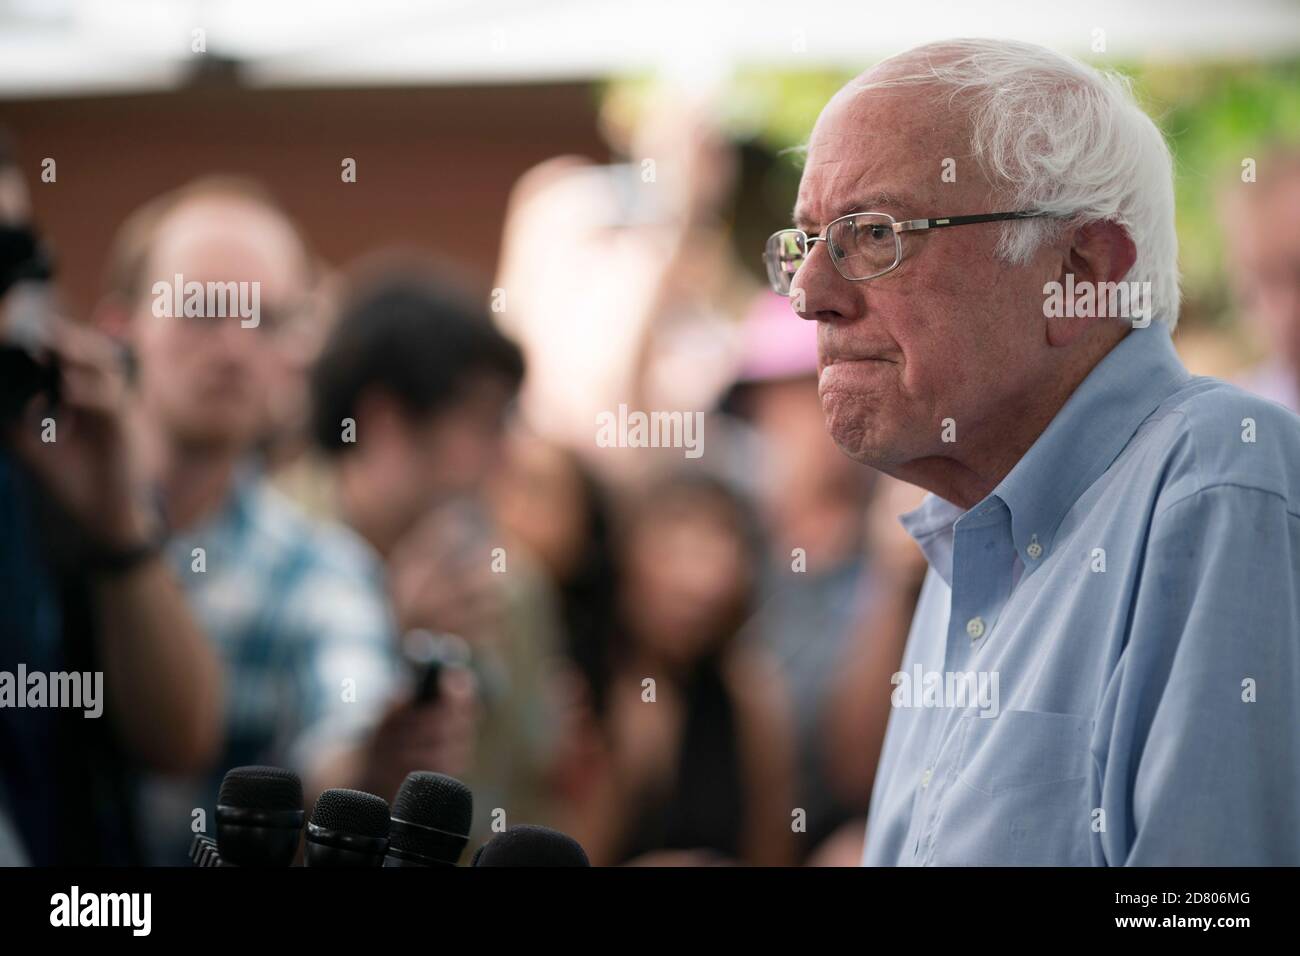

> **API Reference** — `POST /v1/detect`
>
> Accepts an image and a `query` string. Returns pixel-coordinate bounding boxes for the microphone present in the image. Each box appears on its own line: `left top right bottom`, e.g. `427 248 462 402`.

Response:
189 834 223 867
215 765 305 867
383 771 473 867
304 789 390 867
470 825 590 867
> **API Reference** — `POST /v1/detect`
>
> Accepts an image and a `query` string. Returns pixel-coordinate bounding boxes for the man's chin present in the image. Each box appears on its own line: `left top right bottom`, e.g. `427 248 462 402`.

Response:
827 427 892 468
823 405 899 467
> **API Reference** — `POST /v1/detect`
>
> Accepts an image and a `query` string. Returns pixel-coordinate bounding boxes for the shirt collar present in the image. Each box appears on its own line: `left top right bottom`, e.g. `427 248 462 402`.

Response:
900 325 1191 580
898 492 965 587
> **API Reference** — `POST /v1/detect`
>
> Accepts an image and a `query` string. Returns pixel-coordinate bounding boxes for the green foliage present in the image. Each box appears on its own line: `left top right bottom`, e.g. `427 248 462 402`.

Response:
1141 60 1300 326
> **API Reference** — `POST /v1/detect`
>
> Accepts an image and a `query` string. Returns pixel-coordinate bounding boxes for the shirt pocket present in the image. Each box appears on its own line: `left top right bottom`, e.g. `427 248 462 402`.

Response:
957 709 1094 795
938 709 1095 866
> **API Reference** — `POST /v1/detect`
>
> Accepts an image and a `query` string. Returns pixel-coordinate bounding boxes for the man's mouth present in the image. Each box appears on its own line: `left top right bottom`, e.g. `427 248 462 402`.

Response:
822 354 895 370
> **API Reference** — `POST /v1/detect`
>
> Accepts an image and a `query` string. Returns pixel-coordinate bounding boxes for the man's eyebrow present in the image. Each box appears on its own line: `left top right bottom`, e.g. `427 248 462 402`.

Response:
791 191 918 230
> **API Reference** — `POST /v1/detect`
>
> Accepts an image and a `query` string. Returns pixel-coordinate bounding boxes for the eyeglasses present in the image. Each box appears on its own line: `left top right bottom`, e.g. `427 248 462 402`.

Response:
763 210 1056 296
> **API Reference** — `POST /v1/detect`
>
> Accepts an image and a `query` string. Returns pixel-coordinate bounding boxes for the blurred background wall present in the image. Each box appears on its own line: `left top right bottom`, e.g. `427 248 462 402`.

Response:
0 81 608 317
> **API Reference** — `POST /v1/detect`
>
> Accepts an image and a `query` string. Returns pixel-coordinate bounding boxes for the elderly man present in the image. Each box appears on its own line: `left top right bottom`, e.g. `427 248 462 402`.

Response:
764 39 1300 865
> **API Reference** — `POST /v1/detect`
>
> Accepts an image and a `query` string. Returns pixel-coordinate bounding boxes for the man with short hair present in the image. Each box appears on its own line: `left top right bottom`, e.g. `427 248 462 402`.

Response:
98 182 474 863
766 39 1300 865
309 273 524 558
0 136 221 866
310 274 560 838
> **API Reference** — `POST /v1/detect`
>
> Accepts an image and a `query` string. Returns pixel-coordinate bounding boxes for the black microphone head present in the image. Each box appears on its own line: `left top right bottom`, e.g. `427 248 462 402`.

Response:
305 789 390 867
310 788 391 838
471 825 590 867
219 765 303 812
215 765 305 867
392 772 473 836
385 772 473 867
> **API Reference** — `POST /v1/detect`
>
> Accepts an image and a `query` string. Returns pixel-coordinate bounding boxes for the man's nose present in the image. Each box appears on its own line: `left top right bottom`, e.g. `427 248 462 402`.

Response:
789 240 860 323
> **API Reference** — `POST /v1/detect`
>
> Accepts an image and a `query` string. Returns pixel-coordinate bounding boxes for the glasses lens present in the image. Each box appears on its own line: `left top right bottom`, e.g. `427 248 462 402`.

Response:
763 231 805 295
826 214 898 280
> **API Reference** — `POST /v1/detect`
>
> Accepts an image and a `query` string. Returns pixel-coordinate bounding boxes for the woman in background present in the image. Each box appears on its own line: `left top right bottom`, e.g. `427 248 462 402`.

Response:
557 471 796 866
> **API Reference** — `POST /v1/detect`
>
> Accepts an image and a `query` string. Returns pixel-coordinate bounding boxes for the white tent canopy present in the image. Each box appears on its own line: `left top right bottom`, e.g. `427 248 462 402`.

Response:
1 0 1297 98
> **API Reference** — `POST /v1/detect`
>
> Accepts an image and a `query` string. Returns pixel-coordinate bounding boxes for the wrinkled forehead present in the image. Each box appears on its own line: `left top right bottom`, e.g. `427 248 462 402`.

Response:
795 76 985 229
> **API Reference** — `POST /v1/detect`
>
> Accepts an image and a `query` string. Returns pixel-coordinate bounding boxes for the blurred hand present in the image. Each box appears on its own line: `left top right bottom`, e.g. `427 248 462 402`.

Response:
6 317 157 551
545 663 609 800
359 666 479 800
388 503 504 643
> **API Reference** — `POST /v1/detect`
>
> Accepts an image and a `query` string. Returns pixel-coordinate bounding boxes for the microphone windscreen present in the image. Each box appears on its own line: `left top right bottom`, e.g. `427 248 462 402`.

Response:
389 771 473 861
471 825 590 867
218 765 303 811
310 789 391 839
216 765 305 866
393 772 472 833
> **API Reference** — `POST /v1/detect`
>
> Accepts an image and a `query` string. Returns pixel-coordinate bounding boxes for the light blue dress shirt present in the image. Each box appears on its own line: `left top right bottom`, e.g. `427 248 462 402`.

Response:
863 324 1300 865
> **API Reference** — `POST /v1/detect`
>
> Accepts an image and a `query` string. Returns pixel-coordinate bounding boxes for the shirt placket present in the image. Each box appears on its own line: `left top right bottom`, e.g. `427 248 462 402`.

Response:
911 506 1017 864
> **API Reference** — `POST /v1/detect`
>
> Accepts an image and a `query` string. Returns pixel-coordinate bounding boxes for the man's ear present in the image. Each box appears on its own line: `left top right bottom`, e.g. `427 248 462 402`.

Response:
1046 220 1138 347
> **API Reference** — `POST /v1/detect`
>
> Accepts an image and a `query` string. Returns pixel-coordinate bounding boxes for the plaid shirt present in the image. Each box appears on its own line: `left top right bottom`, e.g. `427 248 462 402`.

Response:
138 470 399 864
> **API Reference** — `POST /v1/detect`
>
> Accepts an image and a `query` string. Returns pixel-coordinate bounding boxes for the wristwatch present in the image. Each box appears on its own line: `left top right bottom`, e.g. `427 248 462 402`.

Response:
89 493 170 576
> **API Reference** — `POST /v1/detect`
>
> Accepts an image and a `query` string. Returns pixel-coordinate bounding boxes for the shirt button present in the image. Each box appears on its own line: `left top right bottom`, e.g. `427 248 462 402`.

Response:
966 616 985 639
921 768 933 789
1027 534 1043 560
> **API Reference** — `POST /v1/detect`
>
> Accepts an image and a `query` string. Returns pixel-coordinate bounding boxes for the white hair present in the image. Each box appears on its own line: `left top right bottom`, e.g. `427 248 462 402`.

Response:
853 38 1181 328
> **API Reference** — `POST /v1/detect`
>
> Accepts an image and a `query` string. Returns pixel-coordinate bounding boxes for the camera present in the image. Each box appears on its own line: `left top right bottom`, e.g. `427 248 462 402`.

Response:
0 218 58 425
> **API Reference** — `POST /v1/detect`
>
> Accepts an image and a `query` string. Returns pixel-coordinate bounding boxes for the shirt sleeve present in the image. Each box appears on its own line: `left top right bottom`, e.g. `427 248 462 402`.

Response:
1099 483 1300 865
